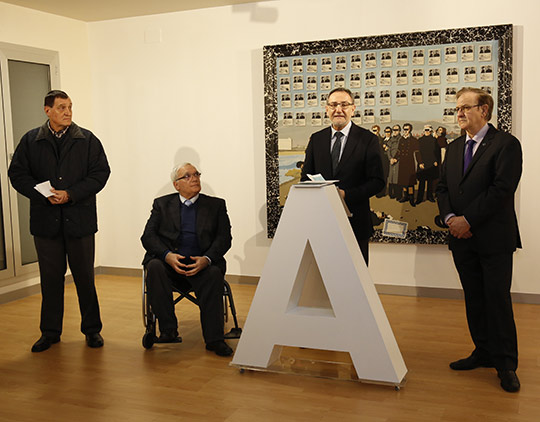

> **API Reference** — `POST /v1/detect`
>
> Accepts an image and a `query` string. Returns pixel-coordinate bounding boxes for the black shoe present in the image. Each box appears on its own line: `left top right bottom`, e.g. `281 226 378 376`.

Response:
427 196 436 203
398 197 408 203
449 355 495 370
415 199 424 205
86 333 104 348
31 335 60 353
157 331 182 343
409 197 416 207
206 340 233 357
498 370 520 392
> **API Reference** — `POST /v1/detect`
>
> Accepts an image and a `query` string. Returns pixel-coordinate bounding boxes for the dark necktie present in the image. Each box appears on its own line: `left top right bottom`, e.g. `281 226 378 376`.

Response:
331 132 344 176
463 139 475 174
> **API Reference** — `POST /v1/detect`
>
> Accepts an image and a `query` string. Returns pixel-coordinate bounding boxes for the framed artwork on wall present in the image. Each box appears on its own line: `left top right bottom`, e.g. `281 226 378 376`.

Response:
264 24 512 244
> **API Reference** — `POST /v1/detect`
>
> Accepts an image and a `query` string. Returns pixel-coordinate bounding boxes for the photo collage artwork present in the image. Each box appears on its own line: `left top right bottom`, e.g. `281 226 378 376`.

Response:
277 41 498 129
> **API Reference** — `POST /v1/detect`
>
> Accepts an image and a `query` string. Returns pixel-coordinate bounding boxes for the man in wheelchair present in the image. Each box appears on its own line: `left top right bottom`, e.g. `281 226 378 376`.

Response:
141 163 233 356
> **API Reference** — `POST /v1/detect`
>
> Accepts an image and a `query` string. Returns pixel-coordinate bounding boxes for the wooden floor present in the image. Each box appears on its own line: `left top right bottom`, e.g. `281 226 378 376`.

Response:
0 275 539 422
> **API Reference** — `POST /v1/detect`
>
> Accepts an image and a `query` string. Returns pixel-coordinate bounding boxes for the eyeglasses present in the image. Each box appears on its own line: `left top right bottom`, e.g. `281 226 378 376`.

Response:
404 128 411 131
175 172 202 182
392 128 400 131
327 102 354 110
454 104 480 113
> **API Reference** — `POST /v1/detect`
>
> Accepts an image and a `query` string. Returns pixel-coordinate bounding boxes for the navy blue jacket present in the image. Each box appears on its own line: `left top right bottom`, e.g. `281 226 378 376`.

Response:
437 124 522 253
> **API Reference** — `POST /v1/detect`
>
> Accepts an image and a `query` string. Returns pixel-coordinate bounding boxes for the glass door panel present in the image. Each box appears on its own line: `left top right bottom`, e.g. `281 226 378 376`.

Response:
0 42 59 284
0 189 6 271
7 60 51 265
0 55 14 277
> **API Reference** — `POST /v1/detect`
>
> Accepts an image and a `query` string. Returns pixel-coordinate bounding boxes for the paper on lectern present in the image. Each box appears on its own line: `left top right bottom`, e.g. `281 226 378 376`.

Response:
299 174 351 217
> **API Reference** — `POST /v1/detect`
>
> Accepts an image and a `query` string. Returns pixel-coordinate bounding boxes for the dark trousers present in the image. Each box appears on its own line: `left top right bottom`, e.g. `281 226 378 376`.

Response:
388 183 401 200
357 238 369 266
349 222 369 266
145 259 224 344
416 176 436 201
34 234 101 337
452 247 518 370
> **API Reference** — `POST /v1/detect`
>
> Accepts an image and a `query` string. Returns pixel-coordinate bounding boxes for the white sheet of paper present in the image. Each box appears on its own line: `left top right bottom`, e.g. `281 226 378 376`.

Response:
307 173 325 181
306 174 339 184
295 181 333 188
34 181 54 198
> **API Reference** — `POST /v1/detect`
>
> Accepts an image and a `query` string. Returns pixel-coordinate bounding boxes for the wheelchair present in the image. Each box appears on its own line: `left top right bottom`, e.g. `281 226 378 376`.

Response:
142 267 242 349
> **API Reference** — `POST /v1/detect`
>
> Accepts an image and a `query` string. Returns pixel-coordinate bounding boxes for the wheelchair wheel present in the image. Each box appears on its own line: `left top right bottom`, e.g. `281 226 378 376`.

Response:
142 332 157 349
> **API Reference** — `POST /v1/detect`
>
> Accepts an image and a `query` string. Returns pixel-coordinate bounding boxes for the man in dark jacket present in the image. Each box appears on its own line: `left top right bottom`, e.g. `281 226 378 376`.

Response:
437 87 522 392
141 163 233 357
396 123 419 206
300 88 384 265
8 90 110 352
416 125 441 204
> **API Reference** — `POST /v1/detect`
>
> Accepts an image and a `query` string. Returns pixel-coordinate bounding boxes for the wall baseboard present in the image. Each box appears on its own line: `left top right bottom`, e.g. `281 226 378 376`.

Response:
96 266 142 278
0 283 41 305
223 274 259 285
96 266 540 304
2 266 539 305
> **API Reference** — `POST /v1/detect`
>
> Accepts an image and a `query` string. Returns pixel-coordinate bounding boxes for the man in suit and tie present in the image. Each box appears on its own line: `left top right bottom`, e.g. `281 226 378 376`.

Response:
141 163 233 356
301 87 384 264
437 87 522 392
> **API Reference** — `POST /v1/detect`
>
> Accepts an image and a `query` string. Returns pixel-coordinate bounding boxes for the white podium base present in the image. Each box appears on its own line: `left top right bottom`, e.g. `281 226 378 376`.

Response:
231 185 407 387
231 346 406 389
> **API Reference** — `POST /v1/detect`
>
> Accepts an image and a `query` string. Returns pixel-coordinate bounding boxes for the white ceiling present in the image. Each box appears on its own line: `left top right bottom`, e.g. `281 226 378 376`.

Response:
1 0 269 22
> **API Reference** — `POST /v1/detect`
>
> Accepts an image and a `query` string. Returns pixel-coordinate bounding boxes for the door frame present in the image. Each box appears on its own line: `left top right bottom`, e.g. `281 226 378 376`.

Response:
0 42 60 283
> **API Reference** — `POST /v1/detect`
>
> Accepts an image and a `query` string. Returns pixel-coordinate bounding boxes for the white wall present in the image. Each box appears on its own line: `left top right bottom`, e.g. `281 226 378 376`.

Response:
87 0 540 295
5 0 533 294
0 2 93 127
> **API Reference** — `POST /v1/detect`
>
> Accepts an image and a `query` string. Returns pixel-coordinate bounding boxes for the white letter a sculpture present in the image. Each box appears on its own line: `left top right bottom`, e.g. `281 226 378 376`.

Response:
231 185 407 385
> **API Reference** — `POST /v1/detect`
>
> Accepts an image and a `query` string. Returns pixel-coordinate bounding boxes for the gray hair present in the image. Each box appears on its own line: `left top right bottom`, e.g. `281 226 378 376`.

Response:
328 87 354 103
170 162 193 182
